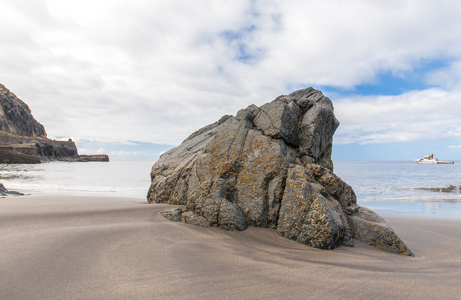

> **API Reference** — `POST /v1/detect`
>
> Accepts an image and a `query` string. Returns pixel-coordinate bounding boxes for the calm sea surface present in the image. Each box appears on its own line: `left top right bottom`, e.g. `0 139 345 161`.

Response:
334 160 461 217
1 160 460 217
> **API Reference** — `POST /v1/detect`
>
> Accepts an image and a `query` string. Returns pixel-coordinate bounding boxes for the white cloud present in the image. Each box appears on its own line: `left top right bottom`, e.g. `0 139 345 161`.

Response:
334 88 461 144
426 61 461 89
96 148 107 154
1 0 461 146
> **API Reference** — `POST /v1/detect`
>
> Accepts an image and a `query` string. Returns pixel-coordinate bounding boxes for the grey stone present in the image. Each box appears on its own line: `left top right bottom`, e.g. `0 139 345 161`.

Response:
148 87 413 256
182 211 211 228
253 98 302 145
218 199 248 231
160 208 183 222
349 206 414 256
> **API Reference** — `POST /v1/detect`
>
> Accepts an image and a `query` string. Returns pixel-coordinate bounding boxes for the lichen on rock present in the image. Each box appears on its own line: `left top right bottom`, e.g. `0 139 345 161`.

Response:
148 87 413 256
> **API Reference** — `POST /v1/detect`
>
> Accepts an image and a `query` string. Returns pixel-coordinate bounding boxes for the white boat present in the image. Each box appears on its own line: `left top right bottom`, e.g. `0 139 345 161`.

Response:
415 155 454 164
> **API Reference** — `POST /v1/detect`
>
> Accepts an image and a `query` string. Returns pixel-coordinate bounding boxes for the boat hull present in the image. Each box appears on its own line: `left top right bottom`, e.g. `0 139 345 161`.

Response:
415 159 454 164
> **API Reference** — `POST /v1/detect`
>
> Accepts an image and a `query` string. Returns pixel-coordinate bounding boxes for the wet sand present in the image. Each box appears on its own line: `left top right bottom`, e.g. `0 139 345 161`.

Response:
1 195 460 299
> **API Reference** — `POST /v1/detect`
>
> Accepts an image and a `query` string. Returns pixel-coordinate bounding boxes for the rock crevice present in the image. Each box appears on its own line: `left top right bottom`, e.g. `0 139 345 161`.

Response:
148 87 413 256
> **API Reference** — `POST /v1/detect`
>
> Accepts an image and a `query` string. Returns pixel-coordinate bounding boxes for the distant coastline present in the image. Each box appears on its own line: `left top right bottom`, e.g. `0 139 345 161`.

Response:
0 83 108 163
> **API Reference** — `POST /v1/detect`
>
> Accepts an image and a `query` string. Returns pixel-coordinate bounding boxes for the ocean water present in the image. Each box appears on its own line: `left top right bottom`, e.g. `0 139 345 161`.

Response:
334 161 461 217
0 161 154 199
1 160 460 217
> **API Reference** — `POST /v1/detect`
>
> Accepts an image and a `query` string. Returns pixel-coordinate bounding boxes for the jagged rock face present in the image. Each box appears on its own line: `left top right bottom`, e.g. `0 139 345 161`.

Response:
0 83 47 138
148 88 413 255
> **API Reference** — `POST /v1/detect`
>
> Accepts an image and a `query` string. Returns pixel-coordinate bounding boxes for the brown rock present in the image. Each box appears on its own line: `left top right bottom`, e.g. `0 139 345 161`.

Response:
78 154 110 162
147 87 413 256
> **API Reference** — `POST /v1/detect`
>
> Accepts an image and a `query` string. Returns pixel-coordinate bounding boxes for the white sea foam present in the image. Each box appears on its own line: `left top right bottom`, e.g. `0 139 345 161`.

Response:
0 160 154 198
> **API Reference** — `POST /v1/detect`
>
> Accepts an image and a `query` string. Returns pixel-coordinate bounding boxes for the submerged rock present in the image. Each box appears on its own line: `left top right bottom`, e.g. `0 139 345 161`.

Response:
416 185 461 193
148 87 413 256
0 183 24 196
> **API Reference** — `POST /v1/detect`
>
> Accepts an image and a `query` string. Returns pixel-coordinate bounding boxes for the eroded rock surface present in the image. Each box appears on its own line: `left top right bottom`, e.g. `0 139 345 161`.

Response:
0 83 46 138
147 87 413 255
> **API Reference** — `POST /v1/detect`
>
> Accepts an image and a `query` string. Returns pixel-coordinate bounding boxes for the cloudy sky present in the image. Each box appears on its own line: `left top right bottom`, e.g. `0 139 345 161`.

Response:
2 0 461 161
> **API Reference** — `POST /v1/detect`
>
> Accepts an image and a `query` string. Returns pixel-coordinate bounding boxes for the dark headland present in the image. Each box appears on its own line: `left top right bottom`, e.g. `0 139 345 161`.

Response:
0 83 108 164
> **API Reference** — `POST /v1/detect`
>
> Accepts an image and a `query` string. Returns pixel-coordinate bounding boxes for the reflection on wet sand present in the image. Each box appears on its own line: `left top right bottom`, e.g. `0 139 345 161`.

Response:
360 199 461 217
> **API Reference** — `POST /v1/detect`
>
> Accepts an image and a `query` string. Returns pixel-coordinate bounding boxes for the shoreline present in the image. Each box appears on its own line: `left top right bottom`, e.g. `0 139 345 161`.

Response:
1 194 460 299
360 199 461 218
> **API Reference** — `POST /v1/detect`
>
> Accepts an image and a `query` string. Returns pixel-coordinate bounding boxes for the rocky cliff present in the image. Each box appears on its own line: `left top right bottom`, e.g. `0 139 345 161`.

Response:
0 83 108 163
0 83 46 138
148 87 413 256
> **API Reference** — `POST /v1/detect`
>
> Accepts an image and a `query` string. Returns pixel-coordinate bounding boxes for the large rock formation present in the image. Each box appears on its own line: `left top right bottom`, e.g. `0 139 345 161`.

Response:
0 83 46 138
0 83 108 163
148 88 413 256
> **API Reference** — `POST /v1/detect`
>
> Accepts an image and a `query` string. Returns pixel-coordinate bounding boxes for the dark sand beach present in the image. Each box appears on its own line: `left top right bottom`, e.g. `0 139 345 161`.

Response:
1 195 460 299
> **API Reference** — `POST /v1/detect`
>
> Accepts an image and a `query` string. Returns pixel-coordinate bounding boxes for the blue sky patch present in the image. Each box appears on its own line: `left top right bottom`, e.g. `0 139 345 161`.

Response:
318 58 452 97
219 26 263 64
333 138 461 161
